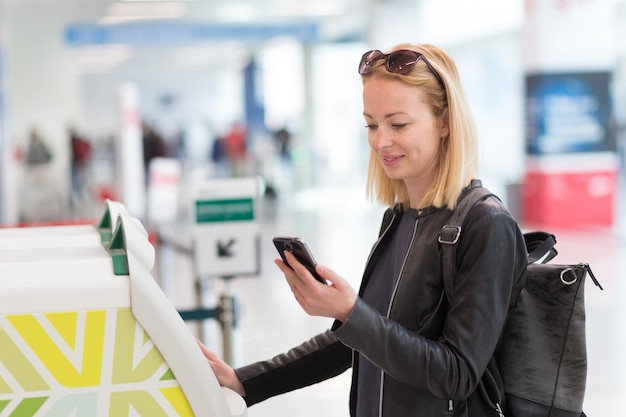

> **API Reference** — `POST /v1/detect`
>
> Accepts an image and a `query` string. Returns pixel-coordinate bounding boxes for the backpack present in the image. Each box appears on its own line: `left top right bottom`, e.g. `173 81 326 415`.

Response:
439 185 603 417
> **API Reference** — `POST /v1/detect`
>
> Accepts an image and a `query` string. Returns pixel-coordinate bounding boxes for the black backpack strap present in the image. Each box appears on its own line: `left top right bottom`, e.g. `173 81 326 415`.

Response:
439 185 505 416
439 185 495 302
524 231 558 264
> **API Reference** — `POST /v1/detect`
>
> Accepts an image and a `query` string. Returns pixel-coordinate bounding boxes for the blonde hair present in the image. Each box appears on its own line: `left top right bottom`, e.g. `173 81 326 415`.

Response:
364 43 478 210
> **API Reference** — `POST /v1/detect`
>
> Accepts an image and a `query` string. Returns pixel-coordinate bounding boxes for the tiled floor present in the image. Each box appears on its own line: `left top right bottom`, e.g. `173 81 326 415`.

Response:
161 181 626 417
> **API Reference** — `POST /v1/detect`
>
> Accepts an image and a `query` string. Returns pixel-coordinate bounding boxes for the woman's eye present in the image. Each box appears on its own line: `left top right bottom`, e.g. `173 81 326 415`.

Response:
392 123 408 129
365 124 377 130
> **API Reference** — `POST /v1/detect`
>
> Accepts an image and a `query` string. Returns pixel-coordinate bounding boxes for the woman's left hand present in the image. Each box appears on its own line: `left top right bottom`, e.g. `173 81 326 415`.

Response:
275 250 357 322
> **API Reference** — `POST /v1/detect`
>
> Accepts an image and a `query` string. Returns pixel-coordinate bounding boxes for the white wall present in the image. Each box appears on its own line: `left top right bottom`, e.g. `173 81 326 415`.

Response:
447 34 525 189
8 9 83 157
523 0 615 72
7 7 84 219
311 43 368 188
0 0 16 223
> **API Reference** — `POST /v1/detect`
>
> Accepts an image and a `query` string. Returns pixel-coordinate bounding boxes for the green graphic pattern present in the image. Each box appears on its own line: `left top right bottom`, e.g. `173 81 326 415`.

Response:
0 308 193 416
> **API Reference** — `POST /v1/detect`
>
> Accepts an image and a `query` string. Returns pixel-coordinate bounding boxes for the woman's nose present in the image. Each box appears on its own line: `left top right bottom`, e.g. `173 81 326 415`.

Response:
371 129 392 149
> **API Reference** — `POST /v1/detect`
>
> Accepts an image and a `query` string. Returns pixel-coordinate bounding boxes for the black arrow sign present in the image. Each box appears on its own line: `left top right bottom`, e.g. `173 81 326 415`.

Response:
217 238 236 257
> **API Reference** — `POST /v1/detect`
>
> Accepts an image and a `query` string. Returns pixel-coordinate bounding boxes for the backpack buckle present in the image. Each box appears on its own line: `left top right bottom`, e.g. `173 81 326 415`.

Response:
438 225 461 244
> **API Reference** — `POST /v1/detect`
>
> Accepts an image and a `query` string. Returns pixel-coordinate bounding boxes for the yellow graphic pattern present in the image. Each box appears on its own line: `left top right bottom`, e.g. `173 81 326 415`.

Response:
0 307 194 416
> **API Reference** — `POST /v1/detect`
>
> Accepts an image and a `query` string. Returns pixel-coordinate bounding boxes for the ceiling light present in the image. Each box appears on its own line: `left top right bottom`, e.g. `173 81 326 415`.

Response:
76 44 133 74
215 3 257 22
119 0 196 2
271 0 344 16
99 2 187 24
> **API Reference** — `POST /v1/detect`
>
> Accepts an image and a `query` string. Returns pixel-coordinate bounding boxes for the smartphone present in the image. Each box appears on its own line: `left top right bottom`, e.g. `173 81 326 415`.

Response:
272 236 327 284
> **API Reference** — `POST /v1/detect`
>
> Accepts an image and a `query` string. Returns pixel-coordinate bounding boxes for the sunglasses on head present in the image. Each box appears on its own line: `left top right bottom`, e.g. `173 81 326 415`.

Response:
358 49 444 86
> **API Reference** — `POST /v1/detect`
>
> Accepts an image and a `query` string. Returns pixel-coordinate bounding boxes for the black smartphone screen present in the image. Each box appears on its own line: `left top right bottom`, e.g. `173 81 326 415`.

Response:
273 237 326 284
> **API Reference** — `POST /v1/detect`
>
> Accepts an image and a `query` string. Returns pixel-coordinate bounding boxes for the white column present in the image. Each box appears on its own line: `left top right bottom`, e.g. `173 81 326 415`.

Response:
117 82 145 219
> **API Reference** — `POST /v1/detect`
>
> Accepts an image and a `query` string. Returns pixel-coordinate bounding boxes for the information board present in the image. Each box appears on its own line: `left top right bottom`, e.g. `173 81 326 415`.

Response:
191 177 261 277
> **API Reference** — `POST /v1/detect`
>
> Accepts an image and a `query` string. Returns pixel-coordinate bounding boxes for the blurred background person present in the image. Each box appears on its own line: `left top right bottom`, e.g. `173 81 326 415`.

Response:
223 121 248 177
68 126 92 215
25 127 51 167
142 121 168 182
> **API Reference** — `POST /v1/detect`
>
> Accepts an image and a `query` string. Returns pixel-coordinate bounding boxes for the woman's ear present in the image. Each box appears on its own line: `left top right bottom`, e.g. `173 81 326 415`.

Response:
439 108 450 139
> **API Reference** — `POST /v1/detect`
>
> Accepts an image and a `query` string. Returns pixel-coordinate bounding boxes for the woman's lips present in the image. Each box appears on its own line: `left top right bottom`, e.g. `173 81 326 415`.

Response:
381 154 404 166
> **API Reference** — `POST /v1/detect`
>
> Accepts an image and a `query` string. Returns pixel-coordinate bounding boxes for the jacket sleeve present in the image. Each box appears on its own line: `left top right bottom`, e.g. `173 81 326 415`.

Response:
235 330 352 406
332 199 527 400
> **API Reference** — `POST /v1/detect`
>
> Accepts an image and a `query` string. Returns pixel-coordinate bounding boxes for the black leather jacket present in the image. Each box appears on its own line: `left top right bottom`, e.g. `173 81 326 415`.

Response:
236 181 527 416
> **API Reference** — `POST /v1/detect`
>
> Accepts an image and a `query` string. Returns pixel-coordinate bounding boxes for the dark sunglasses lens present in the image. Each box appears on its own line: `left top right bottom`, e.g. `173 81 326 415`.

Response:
359 50 384 75
387 51 419 75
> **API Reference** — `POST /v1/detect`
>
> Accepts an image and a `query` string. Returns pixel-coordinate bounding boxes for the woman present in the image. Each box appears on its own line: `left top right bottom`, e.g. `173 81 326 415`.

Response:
198 43 527 416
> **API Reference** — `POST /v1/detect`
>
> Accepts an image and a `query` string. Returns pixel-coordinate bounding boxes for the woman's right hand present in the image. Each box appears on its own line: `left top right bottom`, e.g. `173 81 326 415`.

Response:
196 339 246 396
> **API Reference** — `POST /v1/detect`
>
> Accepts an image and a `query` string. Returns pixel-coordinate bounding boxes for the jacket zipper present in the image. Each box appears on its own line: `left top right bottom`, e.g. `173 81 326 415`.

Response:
366 212 397 267
377 217 420 417
352 212 398 372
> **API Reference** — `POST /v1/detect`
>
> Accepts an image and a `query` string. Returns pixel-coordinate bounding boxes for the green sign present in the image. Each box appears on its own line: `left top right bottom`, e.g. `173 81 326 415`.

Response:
195 198 255 223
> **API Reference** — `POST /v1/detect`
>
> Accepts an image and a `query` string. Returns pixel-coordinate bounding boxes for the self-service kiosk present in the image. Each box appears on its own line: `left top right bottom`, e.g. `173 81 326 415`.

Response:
0 200 246 417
